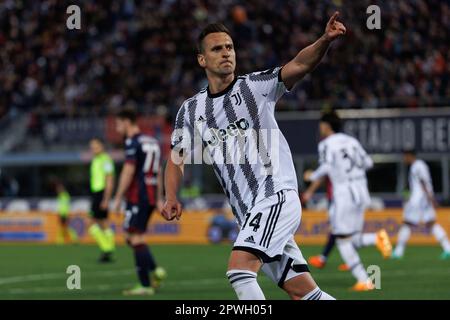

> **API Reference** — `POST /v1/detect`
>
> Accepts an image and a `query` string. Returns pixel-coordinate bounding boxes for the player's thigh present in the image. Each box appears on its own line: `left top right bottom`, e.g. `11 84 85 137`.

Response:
403 202 421 225
227 250 262 273
330 199 362 235
233 190 301 264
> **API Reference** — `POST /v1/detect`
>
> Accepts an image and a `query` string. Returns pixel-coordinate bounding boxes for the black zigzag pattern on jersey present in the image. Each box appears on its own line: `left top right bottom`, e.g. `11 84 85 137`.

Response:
189 96 241 225
187 98 197 156
205 95 248 220
248 68 278 82
175 104 186 129
187 98 197 128
223 91 259 205
172 103 186 149
239 80 275 198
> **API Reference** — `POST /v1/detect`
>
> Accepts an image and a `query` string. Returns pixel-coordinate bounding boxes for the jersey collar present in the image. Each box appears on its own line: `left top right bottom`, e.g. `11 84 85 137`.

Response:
207 76 238 99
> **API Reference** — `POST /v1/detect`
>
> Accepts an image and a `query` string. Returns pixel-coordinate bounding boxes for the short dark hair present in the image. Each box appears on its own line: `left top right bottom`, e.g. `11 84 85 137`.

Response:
117 109 137 123
90 137 103 144
320 110 342 133
197 23 232 53
403 148 417 156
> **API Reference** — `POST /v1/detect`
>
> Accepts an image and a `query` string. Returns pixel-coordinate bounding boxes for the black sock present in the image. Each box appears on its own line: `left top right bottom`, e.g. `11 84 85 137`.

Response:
133 244 156 287
322 234 336 258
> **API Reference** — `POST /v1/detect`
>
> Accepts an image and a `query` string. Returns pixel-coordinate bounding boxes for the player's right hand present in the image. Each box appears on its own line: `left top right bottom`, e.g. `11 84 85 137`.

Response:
303 170 313 182
161 199 183 221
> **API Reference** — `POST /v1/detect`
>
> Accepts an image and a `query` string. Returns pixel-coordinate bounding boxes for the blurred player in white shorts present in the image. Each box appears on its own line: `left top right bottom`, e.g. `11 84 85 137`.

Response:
303 111 392 291
392 150 450 260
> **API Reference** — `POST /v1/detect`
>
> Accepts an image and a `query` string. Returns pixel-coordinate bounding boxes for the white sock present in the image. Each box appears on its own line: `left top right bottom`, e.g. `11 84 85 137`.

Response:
431 224 450 252
301 286 336 300
352 233 376 248
393 225 411 257
226 269 265 300
337 238 368 283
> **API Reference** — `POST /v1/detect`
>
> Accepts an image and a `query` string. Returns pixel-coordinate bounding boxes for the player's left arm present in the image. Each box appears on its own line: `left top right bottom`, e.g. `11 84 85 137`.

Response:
305 164 330 182
281 11 346 89
357 142 373 170
100 173 114 210
419 179 438 208
112 162 135 212
302 176 325 203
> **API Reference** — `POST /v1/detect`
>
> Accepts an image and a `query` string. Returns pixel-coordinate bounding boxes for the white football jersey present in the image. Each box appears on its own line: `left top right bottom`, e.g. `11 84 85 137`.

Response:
408 159 434 203
171 67 298 225
310 133 373 191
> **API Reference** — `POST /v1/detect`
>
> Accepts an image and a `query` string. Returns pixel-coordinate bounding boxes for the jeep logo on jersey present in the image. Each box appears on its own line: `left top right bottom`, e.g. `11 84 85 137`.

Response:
206 118 250 147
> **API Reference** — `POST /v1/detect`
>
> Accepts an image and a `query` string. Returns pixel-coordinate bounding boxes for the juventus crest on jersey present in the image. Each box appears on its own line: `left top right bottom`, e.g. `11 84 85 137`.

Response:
171 67 298 224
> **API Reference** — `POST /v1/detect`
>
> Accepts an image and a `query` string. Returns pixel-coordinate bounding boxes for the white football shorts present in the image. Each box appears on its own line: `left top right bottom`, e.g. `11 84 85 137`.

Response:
403 197 436 225
233 189 309 286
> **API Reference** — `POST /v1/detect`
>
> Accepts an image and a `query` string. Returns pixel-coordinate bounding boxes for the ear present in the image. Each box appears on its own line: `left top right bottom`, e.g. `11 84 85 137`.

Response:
197 53 206 68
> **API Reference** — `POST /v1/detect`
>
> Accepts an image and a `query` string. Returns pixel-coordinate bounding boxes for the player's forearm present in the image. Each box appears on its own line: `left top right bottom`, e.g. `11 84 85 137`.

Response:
157 166 164 201
115 164 135 200
165 157 184 201
281 35 331 88
306 178 324 195
310 164 329 182
294 35 331 72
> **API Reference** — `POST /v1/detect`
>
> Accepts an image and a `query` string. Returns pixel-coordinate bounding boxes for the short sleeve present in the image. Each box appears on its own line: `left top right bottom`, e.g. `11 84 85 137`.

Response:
104 157 114 174
318 142 329 165
170 102 193 159
246 66 288 104
125 139 137 163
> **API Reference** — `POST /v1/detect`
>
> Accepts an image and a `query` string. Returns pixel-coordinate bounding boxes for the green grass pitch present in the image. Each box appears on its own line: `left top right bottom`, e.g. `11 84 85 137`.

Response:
0 244 449 300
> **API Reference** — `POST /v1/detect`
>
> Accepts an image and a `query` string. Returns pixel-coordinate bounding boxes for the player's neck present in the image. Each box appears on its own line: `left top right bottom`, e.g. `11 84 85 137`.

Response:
207 73 235 95
126 126 140 138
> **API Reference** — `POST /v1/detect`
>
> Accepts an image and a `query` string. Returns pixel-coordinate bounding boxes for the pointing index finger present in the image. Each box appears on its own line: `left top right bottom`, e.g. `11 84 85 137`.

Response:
328 11 339 24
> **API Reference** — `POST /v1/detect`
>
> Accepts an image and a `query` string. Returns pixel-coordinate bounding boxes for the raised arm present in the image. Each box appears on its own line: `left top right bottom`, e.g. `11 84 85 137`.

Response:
281 11 346 89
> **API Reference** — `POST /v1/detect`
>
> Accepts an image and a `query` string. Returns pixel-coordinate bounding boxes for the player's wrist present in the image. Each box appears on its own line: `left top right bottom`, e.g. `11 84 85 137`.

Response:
320 33 333 43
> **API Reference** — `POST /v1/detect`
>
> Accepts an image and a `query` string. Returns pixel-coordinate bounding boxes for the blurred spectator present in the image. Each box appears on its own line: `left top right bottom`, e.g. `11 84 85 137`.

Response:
0 0 449 122
0 169 19 197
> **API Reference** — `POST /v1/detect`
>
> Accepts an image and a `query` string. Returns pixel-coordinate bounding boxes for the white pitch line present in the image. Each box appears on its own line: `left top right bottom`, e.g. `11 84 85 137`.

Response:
0 269 135 286
4 278 225 295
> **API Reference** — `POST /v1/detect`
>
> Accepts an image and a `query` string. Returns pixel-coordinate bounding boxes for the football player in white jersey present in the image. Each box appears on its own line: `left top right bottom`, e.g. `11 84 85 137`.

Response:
392 150 450 260
162 12 347 300
303 111 392 291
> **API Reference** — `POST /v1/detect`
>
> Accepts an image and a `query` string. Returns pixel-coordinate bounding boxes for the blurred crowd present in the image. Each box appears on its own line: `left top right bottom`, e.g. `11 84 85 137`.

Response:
0 0 449 122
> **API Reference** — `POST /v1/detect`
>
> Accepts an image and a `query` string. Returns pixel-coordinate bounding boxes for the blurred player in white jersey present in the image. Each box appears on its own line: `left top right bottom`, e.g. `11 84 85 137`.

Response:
303 111 392 291
392 150 450 260
163 12 347 300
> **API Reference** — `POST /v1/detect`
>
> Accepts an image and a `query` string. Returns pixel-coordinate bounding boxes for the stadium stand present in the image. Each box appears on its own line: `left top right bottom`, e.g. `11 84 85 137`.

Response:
0 0 449 125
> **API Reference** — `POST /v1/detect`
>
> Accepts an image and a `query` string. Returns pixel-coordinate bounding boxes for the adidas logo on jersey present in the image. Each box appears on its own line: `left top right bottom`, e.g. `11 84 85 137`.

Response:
197 115 206 122
244 236 255 244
